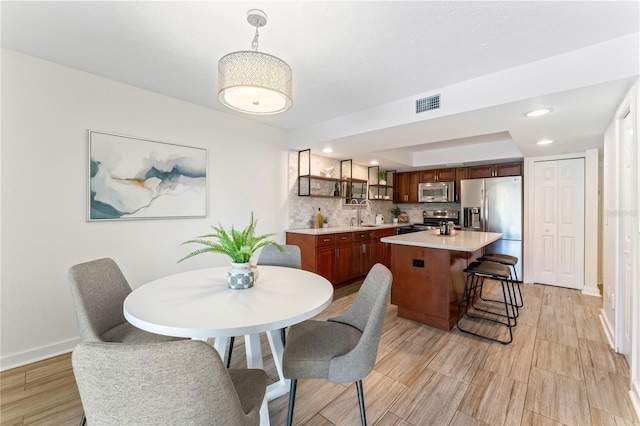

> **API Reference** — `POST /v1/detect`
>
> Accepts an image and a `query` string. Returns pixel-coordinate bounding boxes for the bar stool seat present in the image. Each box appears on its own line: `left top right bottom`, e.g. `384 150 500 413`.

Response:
457 261 517 344
477 253 523 307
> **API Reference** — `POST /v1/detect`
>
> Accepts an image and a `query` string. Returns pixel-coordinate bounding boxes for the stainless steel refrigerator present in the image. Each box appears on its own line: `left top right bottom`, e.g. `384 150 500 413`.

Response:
460 176 523 279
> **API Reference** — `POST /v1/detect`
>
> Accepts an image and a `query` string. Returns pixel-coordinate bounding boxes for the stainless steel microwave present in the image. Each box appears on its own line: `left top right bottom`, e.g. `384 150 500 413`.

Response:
418 181 455 203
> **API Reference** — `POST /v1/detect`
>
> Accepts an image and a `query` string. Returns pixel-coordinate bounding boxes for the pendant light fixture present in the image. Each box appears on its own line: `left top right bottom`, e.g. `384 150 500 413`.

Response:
218 9 292 115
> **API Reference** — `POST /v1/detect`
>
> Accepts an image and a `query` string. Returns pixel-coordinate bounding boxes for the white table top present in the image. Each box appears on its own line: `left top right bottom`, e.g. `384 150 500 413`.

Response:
124 266 334 340
380 230 503 252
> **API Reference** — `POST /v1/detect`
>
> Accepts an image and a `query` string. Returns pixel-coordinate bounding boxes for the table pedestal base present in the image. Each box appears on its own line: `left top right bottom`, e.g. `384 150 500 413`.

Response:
210 330 290 426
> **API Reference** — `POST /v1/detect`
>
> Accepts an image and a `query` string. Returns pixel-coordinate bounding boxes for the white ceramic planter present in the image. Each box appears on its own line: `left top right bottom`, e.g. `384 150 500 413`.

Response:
227 262 254 289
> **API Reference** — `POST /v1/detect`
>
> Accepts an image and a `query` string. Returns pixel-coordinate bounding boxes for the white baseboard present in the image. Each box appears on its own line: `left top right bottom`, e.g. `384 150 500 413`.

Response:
0 337 80 371
599 310 616 350
582 286 601 297
631 380 640 422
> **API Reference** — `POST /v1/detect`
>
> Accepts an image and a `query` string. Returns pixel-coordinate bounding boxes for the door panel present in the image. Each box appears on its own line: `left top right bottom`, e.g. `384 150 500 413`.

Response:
540 234 556 283
533 158 584 289
534 162 558 285
557 159 584 289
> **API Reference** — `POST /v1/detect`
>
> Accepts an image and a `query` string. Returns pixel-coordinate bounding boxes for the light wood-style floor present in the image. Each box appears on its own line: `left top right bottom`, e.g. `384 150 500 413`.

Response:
2 281 638 426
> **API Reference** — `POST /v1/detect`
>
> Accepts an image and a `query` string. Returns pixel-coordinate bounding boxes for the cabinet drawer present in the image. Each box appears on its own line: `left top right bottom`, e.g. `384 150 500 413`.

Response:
316 235 336 247
335 232 353 245
353 231 372 242
373 228 396 239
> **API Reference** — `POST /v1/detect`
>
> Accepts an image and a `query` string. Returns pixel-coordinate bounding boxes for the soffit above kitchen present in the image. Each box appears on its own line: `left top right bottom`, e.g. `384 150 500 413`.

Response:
2 1 639 170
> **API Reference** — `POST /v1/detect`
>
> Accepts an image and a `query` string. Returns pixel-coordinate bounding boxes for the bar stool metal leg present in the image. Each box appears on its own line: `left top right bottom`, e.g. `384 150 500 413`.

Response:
478 253 523 307
456 261 515 344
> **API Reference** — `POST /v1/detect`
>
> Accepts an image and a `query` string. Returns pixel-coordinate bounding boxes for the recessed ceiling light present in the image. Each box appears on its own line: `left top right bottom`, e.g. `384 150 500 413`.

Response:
370 160 379 165
526 109 552 117
537 139 553 145
322 147 333 153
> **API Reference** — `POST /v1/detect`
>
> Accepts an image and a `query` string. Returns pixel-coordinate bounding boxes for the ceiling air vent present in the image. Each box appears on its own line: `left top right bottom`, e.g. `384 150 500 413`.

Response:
416 94 440 114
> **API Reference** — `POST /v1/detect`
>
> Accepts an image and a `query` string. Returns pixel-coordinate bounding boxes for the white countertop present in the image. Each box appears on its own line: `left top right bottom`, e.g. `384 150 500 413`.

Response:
286 223 409 235
380 230 503 252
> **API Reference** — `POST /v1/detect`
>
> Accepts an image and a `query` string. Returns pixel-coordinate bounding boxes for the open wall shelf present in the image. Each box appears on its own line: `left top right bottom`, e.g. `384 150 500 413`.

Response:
368 166 395 201
297 150 367 201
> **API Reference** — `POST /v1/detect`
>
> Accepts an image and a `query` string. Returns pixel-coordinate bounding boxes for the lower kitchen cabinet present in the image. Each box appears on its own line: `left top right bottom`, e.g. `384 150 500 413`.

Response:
333 242 352 284
287 230 381 285
372 228 395 268
352 231 373 278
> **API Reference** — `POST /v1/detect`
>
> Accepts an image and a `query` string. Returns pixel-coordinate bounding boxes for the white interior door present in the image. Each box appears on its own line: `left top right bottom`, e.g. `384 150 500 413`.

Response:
557 159 585 288
534 162 558 285
619 111 634 364
533 158 585 289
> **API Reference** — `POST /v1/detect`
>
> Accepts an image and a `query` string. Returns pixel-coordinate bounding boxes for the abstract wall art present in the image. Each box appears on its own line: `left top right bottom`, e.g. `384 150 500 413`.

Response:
88 131 207 220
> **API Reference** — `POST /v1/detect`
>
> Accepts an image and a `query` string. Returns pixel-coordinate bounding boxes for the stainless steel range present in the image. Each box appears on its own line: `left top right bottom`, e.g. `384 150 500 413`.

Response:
414 209 460 230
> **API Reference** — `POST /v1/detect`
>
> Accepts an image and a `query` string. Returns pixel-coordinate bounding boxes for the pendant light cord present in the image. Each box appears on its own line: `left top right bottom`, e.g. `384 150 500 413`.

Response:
251 28 259 51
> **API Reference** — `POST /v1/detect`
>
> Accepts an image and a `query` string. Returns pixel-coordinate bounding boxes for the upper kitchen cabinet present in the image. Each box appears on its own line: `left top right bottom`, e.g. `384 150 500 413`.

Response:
394 171 419 203
368 166 395 201
454 167 468 203
467 162 523 179
419 168 455 183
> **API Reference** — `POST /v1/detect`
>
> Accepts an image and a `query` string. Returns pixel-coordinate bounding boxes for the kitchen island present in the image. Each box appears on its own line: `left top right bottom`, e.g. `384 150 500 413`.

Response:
381 230 502 331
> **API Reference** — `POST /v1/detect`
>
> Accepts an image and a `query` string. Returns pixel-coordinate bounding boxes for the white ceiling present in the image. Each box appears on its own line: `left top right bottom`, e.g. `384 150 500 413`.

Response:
2 1 639 171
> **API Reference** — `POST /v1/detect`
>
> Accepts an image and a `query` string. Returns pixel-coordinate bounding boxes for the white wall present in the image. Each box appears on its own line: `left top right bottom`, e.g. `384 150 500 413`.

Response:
0 50 290 369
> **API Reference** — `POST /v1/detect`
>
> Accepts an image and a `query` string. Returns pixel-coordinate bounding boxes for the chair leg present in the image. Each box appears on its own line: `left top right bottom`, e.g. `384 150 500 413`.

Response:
287 379 297 426
226 336 235 368
356 379 367 426
79 412 86 426
281 327 286 346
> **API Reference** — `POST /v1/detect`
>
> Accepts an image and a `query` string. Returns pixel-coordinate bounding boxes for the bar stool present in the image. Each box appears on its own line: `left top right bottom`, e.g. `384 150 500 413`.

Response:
477 253 523 308
457 261 517 344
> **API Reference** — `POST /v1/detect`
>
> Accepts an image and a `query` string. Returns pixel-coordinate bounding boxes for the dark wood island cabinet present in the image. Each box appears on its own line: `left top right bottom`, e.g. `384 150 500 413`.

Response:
381 230 503 330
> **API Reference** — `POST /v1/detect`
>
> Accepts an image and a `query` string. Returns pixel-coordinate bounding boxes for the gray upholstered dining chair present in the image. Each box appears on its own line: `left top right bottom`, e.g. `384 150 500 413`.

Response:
226 245 301 367
68 257 183 344
282 263 392 426
257 244 302 269
72 340 267 426
68 258 183 425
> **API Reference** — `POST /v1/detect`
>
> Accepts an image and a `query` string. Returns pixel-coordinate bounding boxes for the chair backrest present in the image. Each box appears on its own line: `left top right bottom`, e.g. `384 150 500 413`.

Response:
327 263 392 382
256 245 301 269
72 340 263 425
68 258 131 342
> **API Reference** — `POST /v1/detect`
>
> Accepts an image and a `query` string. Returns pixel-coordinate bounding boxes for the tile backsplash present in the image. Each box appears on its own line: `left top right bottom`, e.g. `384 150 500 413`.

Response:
287 150 460 229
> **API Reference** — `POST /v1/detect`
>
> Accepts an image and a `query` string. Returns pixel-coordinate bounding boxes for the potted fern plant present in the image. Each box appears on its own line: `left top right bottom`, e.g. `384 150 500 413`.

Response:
178 212 284 289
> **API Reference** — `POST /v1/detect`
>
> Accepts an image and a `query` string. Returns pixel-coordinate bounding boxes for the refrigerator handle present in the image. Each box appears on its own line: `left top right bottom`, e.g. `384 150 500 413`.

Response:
482 188 488 232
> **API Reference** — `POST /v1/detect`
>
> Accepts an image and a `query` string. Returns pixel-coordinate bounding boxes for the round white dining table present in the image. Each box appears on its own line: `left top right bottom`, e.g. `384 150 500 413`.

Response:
123 265 334 426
